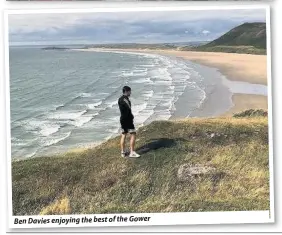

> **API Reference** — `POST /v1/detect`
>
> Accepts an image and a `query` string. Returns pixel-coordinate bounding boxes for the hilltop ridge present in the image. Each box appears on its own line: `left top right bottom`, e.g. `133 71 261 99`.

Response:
194 22 267 54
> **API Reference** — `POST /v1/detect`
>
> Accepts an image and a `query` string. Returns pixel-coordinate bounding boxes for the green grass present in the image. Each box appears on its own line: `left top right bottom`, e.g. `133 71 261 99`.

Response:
12 112 270 215
205 23 266 50
192 22 267 55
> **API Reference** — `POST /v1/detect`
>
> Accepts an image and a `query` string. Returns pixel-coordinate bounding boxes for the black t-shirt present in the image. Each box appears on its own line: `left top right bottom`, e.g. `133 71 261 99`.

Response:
118 95 134 120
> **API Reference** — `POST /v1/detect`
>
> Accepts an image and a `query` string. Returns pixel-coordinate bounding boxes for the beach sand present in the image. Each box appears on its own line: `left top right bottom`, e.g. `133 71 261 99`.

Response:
223 94 268 116
152 50 268 116
77 49 268 117
148 50 267 85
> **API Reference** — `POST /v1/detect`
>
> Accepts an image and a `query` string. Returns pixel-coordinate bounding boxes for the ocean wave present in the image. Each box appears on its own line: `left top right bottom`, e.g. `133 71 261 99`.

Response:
133 71 148 77
108 116 119 122
133 103 147 114
92 49 157 59
160 99 174 109
49 110 87 120
17 118 62 137
68 111 100 127
11 138 28 147
107 127 119 134
121 71 134 77
134 109 154 125
55 104 66 111
120 70 148 77
62 92 104 108
133 68 148 72
39 124 61 137
70 116 94 127
153 80 173 85
25 150 38 158
104 100 117 108
131 77 153 84
195 86 207 109
80 92 93 98
139 64 155 68
43 131 71 147
11 137 18 142
62 94 84 107
154 110 172 120
86 101 103 109
142 90 154 99
157 68 172 80
161 90 175 95
11 136 38 147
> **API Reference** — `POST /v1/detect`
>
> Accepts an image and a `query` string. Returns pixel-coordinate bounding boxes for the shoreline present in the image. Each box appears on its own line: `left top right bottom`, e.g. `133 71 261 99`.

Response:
12 49 268 160
78 48 267 84
74 48 268 117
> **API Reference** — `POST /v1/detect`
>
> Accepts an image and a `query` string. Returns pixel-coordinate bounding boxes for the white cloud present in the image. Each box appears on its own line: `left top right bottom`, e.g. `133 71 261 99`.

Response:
202 30 210 35
8 9 266 34
8 9 266 44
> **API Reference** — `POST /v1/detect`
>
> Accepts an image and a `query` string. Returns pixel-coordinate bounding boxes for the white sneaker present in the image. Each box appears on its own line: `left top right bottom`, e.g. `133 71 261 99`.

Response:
121 150 130 157
129 151 140 158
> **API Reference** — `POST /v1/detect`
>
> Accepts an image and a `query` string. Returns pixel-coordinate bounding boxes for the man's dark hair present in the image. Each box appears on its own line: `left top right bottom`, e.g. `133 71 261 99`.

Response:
122 86 131 94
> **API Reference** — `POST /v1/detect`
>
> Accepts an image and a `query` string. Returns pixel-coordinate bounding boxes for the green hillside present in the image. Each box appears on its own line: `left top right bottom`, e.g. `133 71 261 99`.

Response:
12 110 269 215
194 23 267 54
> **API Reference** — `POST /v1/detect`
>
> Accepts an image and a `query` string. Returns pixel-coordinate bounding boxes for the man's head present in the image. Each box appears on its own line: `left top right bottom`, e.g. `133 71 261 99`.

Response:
122 86 131 97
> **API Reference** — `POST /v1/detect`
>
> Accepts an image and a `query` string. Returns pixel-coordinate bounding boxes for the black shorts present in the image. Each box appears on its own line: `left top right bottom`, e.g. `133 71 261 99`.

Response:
120 119 136 134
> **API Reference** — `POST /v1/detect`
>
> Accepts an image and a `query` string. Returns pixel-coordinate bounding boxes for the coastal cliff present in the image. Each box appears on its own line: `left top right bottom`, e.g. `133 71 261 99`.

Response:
12 110 269 215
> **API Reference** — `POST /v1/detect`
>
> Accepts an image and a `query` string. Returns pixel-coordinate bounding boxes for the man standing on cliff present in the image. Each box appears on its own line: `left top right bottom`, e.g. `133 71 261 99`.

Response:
118 86 140 158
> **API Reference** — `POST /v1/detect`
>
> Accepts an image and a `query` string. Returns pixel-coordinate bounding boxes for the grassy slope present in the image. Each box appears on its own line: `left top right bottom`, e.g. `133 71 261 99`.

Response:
205 23 266 49
194 23 267 55
12 114 270 215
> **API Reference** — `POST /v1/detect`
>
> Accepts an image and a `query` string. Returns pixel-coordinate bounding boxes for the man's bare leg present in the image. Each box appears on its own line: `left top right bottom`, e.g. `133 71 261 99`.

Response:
120 133 127 153
130 133 136 154
129 133 140 157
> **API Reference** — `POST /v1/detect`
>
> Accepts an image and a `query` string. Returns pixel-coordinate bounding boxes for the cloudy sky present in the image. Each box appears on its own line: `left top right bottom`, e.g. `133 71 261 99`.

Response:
9 9 266 45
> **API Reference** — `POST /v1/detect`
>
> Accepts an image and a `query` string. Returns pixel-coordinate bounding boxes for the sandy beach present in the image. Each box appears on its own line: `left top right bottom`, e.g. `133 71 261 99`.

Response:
155 50 268 116
146 50 267 85
76 48 268 117
157 50 268 116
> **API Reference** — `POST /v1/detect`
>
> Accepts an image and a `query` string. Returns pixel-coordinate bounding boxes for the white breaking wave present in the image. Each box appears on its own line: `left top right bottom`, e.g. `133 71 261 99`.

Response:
40 124 61 137
134 109 154 125
20 119 61 137
104 100 118 108
80 92 92 98
142 90 154 100
87 101 102 109
25 150 38 158
49 110 87 120
133 103 148 115
12 139 28 147
43 131 71 147
70 116 94 127
131 77 152 84
121 71 134 77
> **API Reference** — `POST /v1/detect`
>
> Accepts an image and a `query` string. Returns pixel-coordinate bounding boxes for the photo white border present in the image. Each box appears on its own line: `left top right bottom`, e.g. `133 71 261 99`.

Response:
4 4 274 229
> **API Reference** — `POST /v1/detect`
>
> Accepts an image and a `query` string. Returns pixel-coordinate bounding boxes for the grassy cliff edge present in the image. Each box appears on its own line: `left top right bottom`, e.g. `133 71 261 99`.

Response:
12 111 270 215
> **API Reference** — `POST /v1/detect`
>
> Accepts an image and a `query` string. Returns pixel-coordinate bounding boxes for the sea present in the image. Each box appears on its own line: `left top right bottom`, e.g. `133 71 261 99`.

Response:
9 46 266 159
